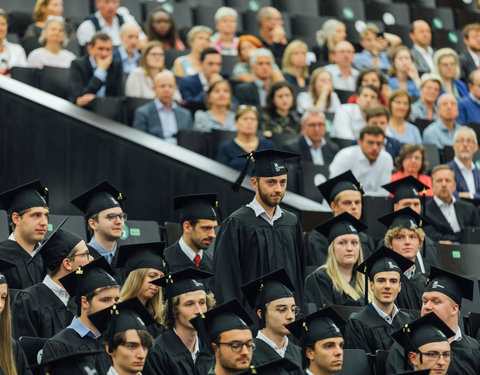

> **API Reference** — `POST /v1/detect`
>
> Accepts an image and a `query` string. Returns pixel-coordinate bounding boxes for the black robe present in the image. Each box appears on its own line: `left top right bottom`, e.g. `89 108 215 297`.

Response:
345 303 413 353
395 270 427 311
142 329 214 375
212 206 305 314
385 333 480 375
11 283 76 340
146 321 165 340
41 328 111 375
306 230 375 267
0 240 45 289
251 338 303 375
305 267 364 309
13 340 32 375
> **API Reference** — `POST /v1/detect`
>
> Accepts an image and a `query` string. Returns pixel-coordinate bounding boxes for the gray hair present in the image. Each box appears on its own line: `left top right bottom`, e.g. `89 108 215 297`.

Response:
420 72 444 89
186 25 213 44
214 7 237 23
301 106 325 124
39 16 68 47
120 22 141 35
154 70 175 84
454 126 478 144
249 48 274 66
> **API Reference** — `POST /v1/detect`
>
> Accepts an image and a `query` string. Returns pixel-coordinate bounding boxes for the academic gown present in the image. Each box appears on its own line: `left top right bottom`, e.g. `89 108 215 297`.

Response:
142 328 214 375
213 206 306 314
251 338 303 375
0 240 45 289
41 328 111 375
395 271 427 311
11 283 76 340
305 267 364 309
385 333 480 375
146 321 165 339
88 245 127 286
13 340 33 375
345 303 413 353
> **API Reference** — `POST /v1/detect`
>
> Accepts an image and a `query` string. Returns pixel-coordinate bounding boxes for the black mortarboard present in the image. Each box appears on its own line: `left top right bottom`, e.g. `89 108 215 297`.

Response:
241 357 300 374
71 181 126 219
382 176 429 204
173 193 218 223
116 242 166 274
425 267 474 307
393 371 430 375
232 150 298 191
88 297 155 349
314 212 367 243
317 170 364 204
190 299 252 343
0 180 48 215
0 257 15 285
378 207 430 230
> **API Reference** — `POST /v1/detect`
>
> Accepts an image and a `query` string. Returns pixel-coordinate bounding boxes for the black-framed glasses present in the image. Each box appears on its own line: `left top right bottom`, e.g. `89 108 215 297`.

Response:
105 213 127 222
417 351 451 361
268 306 301 316
217 341 255 352
68 251 91 260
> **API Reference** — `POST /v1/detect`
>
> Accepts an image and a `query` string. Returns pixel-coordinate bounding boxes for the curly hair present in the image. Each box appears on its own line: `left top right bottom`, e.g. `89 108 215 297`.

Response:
395 144 429 174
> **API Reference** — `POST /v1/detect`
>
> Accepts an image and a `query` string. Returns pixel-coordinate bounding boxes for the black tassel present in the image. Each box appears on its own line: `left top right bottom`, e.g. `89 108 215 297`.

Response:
232 153 253 192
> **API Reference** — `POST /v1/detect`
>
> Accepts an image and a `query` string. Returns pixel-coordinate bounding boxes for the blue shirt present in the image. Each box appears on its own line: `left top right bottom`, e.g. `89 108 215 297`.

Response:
88 236 117 265
388 76 420 98
387 122 422 144
67 317 101 340
154 99 179 144
354 50 390 71
116 45 139 74
89 56 107 97
422 119 462 148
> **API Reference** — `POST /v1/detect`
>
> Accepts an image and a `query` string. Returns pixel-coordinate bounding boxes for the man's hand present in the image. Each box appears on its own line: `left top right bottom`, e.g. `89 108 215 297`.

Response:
272 25 287 44
458 192 472 199
208 73 223 83
96 55 112 71
76 93 96 107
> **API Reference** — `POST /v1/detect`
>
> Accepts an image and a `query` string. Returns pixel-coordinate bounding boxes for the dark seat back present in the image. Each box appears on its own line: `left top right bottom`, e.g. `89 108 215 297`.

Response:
117 220 161 245
164 221 182 246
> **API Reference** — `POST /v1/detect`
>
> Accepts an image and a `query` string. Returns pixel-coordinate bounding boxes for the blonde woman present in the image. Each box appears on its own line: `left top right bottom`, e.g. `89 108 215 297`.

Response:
24 0 64 40
173 25 212 77
433 48 468 99
282 39 309 90
315 19 347 63
305 213 367 308
297 67 341 115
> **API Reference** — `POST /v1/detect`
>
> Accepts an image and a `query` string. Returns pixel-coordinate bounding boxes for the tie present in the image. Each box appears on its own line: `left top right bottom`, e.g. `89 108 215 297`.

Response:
193 254 201 268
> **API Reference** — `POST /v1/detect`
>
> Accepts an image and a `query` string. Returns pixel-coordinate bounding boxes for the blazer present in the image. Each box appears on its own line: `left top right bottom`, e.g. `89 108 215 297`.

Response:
132 101 193 139
459 51 477 81
178 74 205 103
233 81 261 107
410 47 433 75
68 54 123 103
447 159 480 199
282 135 339 165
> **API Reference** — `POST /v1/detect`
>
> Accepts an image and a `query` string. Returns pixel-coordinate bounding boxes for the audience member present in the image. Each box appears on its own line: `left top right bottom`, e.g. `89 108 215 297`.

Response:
348 67 390 106
283 107 339 166
423 94 461 148
387 89 422 144
459 23 480 81
410 20 434 74
354 24 393 71
330 85 380 140
256 7 288 66
365 105 402 159
210 7 239 56
329 126 393 196
144 6 185 50
112 22 140 74
24 0 65 44
282 40 309 91
315 19 347 64
125 41 165 99
173 25 213 77
133 70 193 144
433 48 468 99
27 17 76 69
0 10 27 71
447 126 480 199
194 79 236 133
458 70 480 125
388 46 420 98
69 32 123 107
409 73 443 123
216 106 275 173
324 41 358 91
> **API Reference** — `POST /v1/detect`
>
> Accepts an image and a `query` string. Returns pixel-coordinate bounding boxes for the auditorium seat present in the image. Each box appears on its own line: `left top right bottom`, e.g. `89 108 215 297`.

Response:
165 49 189 70
39 66 70 100
395 0 436 7
367 1 411 27
210 129 237 158
176 129 211 157
8 67 38 88
117 220 162 245
120 0 143 23
0 210 9 241
270 133 297 149
335 89 355 104
455 9 480 29
412 6 455 31
362 196 393 243
62 1 92 19
273 0 319 16
437 0 478 12
386 24 413 48
142 1 193 31
2 0 36 12
91 97 125 122
225 0 273 12
221 55 238 76
423 143 441 172
321 0 366 22
178 0 224 7
123 97 151 126
48 215 87 241
193 6 217 30
164 221 182 246
298 162 329 203
292 15 331 38
432 29 466 52
374 350 389 375
18 336 47 375
338 349 371 375
413 118 434 135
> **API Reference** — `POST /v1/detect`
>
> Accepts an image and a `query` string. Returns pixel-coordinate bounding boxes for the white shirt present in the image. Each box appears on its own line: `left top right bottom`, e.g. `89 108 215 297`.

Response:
107 366 141 375
198 72 208 92
469 50 480 68
256 330 288 358
413 44 434 72
454 157 476 198
304 134 326 165
451 325 462 343
27 48 76 69
433 195 461 233
329 145 393 196
173 328 201 362
246 196 284 226
371 300 399 325
324 64 358 91
403 265 416 280
178 236 203 263
154 99 179 144
306 370 315 375
330 103 366 140
0 40 27 69
43 274 69 306
8 232 41 257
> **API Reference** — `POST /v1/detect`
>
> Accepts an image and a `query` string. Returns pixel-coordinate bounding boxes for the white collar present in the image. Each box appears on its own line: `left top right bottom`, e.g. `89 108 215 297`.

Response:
451 325 462 343
454 157 475 172
413 44 433 56
178 236 203 263
8 232 41 257
433 194 456 208
43 274 69 305
256 330 289 358
371 300 399 324
246 196 284 225
173 328 201 362
198 72 208 89
303 134 326 150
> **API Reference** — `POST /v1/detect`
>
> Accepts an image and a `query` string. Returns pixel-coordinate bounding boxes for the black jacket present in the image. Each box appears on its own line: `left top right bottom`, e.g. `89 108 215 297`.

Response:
282 135 339 166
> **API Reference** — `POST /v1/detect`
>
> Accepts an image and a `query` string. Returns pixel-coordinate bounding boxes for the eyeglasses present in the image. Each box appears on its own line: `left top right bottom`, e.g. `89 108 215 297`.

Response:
69 251 90 259
105 213 127 222
217 341 255 352
455 138 476 145
268 306 301 316
148 52 164 57
417 351 451 361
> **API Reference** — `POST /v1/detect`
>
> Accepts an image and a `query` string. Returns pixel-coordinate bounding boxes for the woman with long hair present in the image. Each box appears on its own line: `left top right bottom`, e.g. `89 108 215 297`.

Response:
281 39 309 90
315 19 347 64
388 46 421 98
433 48 468 100
144 6 185 50
24 0 64 41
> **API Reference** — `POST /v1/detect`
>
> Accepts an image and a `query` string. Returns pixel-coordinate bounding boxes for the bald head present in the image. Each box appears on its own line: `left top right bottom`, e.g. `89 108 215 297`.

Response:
410 20 432 48
153 70 176 105
437 93 458 123
333 41 354 68
257 6 283 33
120 22 140 54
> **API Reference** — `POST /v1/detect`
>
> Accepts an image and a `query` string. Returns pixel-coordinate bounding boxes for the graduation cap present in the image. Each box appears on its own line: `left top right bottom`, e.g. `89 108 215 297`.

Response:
357 246 414 305
241 356 300 374
382 176 429 204
425 266 474 307
0 257 15 285
317 170 364 204
88 297 155 350
240 269 295 329
71 181 126 219
314 212 367 244
393 371 430 375
116 242 166 275
232 150 299 192
378 207 430 230
0 180 48 215
173 193 218 223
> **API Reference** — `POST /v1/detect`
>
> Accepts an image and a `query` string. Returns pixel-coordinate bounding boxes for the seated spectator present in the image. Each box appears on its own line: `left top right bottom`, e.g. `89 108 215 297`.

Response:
216 105 275 173
194 79 236 133
256 7 288 66
297 67 341 119
330 85 380 140
409 73 443 123
410 20 434 74
144 6 185 50
112 22 140 74
281 40 309 91
68 32 123 107
433 48 468 100
210 7 239 56
329 126 393 196
125 41 164 99
0 10 27 71
447 126 480 199
132 70 193 144
261 81 300 136
232 35 283 82
388 46 421 98
423 93 461 148
354 24 395 71
348 67 390 106
283 106 339 165
391 144 434 197
27 17 76 69
173 25 212 77
458 70 480 125
387 89 422 144
324 41 358 91
76 0 145 48
315 19 346 64
365 105 402 160
178 47 222 104
459 23 480 81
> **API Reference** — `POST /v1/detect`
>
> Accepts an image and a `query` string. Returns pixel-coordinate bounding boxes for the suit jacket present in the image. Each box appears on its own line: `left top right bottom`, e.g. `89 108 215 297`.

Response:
410 47 433 75
233 81 261 107
447 159 480 199
178 74 205 103
459 50 477 81
68 54 123 103
132 101 193 139
282 135 339 165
